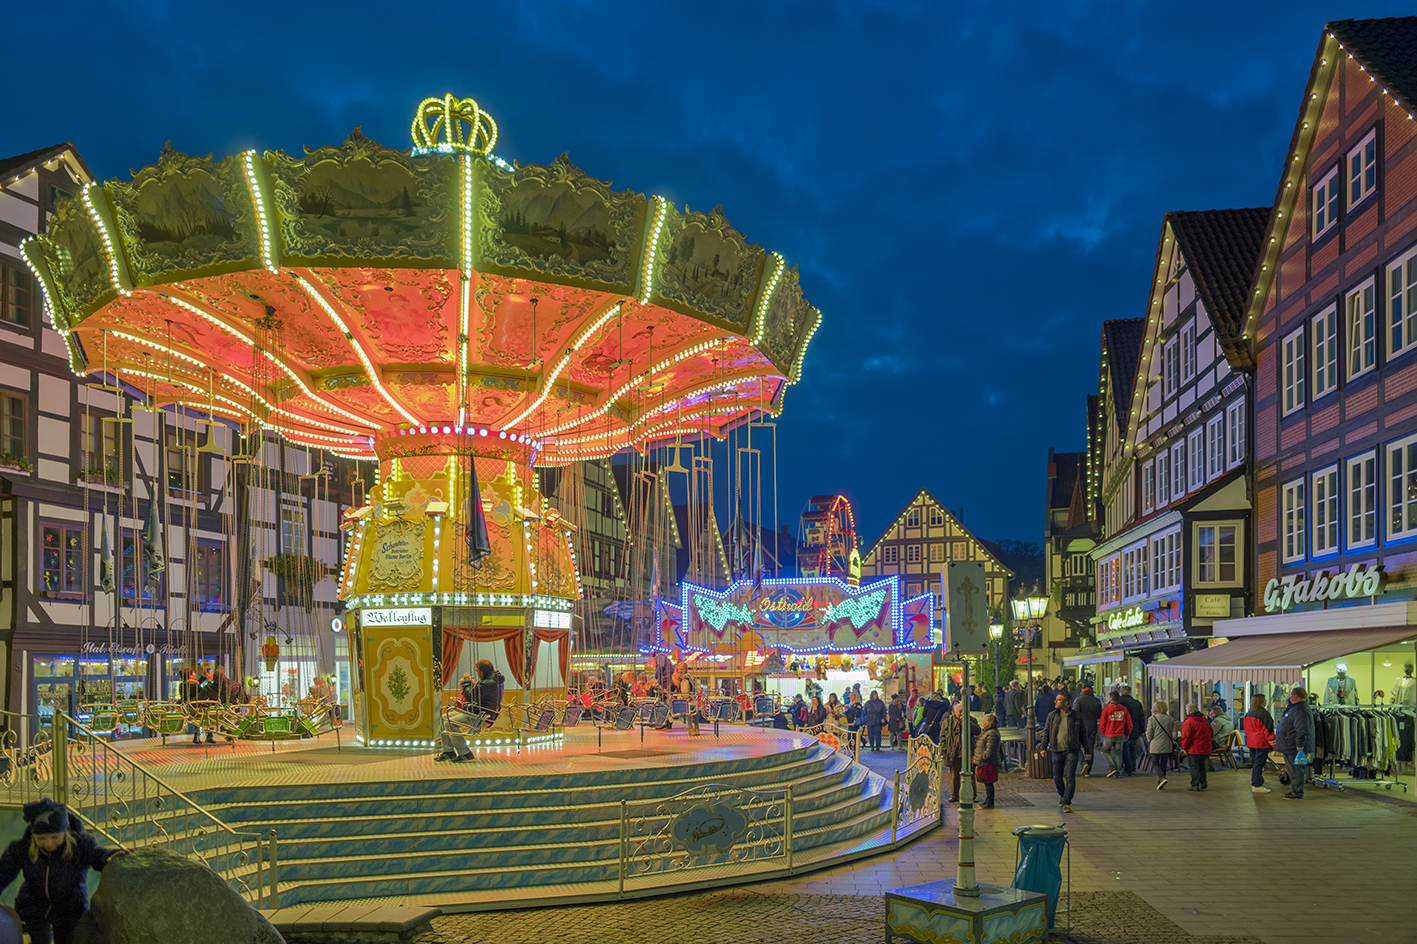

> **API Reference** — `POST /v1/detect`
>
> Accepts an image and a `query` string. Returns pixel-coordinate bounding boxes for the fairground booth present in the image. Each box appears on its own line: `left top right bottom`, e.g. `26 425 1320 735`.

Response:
649 576 937 703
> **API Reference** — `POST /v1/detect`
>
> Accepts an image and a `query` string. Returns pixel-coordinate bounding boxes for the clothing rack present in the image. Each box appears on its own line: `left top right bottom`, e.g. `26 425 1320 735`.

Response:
1310 704 1412 793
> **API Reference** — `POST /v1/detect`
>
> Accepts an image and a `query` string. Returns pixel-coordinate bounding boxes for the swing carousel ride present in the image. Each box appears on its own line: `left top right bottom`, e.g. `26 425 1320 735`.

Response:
20 95 823 749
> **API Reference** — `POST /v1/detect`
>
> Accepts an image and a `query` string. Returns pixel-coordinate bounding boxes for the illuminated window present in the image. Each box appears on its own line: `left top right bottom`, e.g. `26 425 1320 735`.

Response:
929 543 945 562
1387 247 1417 359
1155 450 1170 506
0 263 30 326
1188 429 1204 491
1170 443 1185 499
1388 433 1417 541
1227 401 1246 468
1141 459 1155 514
41 524 83 595
951 542 966 560
1312 306 1339 400
1181 320 1196 383
1195 523 1240 585
0 394 25 463
1164 337 1179 396
906 545 921 564
1207 417 1225 480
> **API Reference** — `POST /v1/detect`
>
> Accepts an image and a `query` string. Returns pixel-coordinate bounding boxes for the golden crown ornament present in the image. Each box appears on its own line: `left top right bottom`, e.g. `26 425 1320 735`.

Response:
411 95 498 155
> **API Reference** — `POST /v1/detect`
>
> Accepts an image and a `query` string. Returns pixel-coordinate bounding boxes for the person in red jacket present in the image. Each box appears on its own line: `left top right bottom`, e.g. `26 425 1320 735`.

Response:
1098 692 1134 778
1180 705 1213 791
1243 693 1276 794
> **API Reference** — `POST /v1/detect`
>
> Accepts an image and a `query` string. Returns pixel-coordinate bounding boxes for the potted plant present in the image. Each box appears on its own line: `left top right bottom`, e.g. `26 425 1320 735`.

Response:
0 453 31 472
262 553 330 607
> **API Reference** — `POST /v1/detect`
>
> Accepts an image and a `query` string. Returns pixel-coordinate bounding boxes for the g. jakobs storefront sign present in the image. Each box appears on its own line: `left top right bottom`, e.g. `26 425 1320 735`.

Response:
1263 563 1384 613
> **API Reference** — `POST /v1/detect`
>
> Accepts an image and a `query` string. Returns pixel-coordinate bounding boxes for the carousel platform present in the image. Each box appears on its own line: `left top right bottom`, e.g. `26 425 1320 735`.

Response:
93 724 935 911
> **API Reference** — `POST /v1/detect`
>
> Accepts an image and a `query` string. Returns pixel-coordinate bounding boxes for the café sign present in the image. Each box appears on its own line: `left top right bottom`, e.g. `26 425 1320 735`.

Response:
1106 607 1147 631
1263 563 1384 613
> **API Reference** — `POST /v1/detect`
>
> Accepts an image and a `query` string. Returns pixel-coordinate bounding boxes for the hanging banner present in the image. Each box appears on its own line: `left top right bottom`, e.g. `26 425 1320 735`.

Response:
945 561 990 654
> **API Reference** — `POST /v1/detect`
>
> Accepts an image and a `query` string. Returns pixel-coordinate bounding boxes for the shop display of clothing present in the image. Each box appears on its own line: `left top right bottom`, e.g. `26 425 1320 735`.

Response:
1391 674 1416 706
1325 675 1358 705
1311 706 1412 777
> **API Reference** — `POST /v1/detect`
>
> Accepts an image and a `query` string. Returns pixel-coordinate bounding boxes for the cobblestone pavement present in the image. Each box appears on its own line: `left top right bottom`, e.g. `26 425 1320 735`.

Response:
396 748 1413 944
420 891 1265 944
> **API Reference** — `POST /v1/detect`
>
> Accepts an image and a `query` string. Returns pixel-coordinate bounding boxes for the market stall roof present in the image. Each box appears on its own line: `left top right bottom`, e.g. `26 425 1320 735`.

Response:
1147 626 1417 684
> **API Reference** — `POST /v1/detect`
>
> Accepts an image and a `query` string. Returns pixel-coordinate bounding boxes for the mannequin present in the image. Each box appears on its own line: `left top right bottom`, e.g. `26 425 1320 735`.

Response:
1325 665 1358 705
1393 663 1416 706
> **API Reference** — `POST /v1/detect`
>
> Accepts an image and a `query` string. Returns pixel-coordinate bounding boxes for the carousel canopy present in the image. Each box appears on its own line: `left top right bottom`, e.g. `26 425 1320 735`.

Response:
19 96 822 465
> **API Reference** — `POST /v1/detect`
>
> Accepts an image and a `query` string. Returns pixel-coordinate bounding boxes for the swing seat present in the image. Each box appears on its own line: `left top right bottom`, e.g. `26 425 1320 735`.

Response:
528 707 556 734
561 704 585 727
669 698 690 717
613 706 637 730
647 703 670 727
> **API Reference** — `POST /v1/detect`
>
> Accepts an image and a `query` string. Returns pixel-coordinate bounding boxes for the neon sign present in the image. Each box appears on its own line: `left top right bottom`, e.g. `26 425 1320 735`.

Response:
1263 563 1384 613
1106 608 1146 631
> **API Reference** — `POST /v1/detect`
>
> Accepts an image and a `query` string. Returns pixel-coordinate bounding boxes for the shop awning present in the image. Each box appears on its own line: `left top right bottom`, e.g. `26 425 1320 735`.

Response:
1147 626 1417 684
1063 652 1124 667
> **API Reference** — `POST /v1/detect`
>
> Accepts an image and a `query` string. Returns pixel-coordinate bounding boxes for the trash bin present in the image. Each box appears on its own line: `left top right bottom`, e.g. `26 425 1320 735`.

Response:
1012 825 1069 929
1027 747 1052 779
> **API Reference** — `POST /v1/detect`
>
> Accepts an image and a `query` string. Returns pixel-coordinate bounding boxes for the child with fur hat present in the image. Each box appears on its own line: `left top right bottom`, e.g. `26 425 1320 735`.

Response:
0 798 125 944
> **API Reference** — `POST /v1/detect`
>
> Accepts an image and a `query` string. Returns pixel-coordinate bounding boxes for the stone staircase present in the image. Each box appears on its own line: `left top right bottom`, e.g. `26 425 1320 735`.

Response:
119 740 908 910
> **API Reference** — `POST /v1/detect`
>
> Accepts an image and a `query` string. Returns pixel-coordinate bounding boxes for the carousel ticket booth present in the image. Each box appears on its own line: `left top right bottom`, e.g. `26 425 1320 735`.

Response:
339 437 578 748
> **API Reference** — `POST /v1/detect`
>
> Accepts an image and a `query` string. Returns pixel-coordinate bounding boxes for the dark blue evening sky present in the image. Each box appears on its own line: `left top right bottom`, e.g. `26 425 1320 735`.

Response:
7 2 1410 548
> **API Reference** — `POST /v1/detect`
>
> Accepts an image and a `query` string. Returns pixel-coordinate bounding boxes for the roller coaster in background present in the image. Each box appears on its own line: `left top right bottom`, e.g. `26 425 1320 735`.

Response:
797 494 859 584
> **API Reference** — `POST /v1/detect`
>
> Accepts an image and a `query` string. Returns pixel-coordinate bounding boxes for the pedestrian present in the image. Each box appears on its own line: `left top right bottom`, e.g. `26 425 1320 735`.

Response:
826 692 845 726
1209 688 1228 714
864 690 887 751
1243 693 1276 794
994 685 1007 722
1072 684 1103 777
458 672 475 707
805 695 827 729
1146 701 1176 790
0 799 126 944
1098 691 1133 777
887 693 906 749
1033 685 1055 733
906 687 921 713
1208 703 1235 770
180 668 203 744
968 684 983 712
918 691 947 741
844 691 863 734
1040 692 1083 813
1005 680 1026 728
1118 685 1146 775
973 713 1003 809
1180 704 1212 791
790 694 807 728
1275 685 1315 799
942 702 982 803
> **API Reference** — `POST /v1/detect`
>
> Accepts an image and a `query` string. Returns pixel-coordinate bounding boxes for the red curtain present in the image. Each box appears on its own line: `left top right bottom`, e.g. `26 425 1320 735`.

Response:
439 625 570 688
441 634 463 687
534 629 570 684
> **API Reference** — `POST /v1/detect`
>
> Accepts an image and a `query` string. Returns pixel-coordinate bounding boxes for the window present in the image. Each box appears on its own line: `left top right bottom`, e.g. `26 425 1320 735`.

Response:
1170 443 1185 500
1181 320 1197 383
281 508 306 554
951 542 966 560
928 508 944 527
1388 434 1417 541
1312 466 1339 556
1388 248 1417 359
0 394 25 463
1347 280 1377 379
1227 401 1246 468
907 582 921 597
1282 479 1306 563
1188 429 1204 491
1155 450 1170 507
121 529 164 607
1150 530 1181 592
882 546 899 565
1122 548 1135 598
1312 306 1339 399
1282 327 1306 414
1348 452 1377 548
79 413 123 483
0 262 30 326
905 544 921 564
1195 523 1239 584
1313 166 1340 239
41 524 83 595
1071 553 1089 577
1141 459 1155 513
927 542 942 562
1348 129 1378 208
164 426 201 496
1207 417 1225 480
905 508 920 528
1164 337 1179 395
194 542 226 609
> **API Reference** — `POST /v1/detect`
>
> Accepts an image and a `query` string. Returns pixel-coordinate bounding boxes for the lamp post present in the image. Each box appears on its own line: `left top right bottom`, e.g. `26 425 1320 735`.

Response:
1012 583 1050 777
989 623 1003 691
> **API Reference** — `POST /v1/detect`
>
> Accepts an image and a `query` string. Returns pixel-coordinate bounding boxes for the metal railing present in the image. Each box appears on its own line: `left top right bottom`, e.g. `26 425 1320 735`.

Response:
804 722 861 763
894 735 942 839
620 781 791 891
0 710 278 908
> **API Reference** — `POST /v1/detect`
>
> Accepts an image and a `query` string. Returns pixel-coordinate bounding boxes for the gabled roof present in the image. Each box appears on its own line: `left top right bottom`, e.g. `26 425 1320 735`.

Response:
1236 18 1417 365
1167 208 1270 342
1100 318 1145 423
1048 451 1084 513
0 143 93 187
862 487 1014 579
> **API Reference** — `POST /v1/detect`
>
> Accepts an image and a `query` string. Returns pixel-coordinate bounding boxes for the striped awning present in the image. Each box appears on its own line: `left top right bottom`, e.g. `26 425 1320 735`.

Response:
1147 626 1417 684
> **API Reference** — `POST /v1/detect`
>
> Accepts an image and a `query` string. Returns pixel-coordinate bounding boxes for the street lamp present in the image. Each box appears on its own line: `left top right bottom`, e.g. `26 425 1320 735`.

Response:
989 622 1003 691
1012 582 1050 777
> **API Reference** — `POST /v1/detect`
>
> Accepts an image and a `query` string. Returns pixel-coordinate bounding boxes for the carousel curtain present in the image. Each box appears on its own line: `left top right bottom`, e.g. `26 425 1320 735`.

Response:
440 623 525 687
